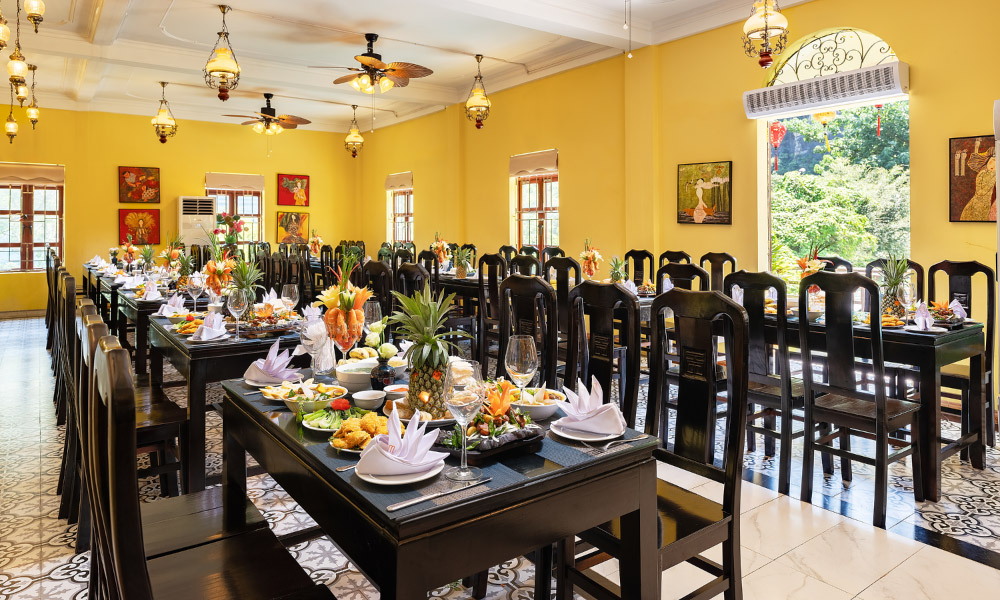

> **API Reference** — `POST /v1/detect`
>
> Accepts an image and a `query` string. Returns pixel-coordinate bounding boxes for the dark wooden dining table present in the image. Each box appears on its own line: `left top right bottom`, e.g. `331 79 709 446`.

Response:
220 376 661 599
764 316 986 502
147 315 304 492
117 288 193 379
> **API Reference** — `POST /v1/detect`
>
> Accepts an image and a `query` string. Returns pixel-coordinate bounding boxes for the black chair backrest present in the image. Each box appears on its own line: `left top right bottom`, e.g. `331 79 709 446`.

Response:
392 249 413 275
403 241 416 256
278 243 289 258
417 250 440 293
497 275 559 388
259 241 271 256
295 252 314 309
395 263 429 297
319 244 335 288
498 245 517 267
864 258 925 311
541 246 565 263
699 252 737 291
190 245 204 272
270 252 289 290
659 250 692 267
656 262 710 293
624 249 654 284
645 288 748 509
478 253 508 328
928 260 996 367
377 245 393 263
519 246 540 259
447 243 460 256
255 249 271 291
565 281 641 424
724 270 791 392
510 254 542 276
460 244 478 268
544 256 582 335
362 260 393 325
819 255 853 273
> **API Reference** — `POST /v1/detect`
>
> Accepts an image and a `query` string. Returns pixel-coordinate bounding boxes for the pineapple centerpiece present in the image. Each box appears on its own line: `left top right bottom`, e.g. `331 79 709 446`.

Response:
174 252 194 289
390 284 470 419
452 246 473 279
608 256 626 283
878 255 909 319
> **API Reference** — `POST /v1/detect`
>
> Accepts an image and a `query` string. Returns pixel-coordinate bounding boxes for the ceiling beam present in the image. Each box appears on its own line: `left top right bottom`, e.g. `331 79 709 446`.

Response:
89 0 131 46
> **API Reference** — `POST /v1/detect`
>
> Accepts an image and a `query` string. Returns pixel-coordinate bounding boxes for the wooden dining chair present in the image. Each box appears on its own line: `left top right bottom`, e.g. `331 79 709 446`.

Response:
519 245 540 259
45 248 59 350
543 256 582 340
461 243 478 267
478 253 508 378
318 244 334 288
725 270 804 495
699 252 737 292
295 252 315 310
278 242 290 258
624 249 654 285
498 245 517 269
659 250 692 267
392 248 414 275
564 288 748 600
541 246 565 263
656 262 710 293
864 258 925 311
394 262 429 297
57 299 97 520
510 253 542 276
84 337 335 600
564 281 641 423
417 249 441 293
798 271 923 528
377 244 393 264
496 274 559 388
818 255 853 272
270 252 289 291
362 260 393 337
928 260 996 449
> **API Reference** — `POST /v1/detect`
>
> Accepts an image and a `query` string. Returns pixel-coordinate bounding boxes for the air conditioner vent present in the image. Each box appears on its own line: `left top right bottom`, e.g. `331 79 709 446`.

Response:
181 196 215 216
743 62 909 119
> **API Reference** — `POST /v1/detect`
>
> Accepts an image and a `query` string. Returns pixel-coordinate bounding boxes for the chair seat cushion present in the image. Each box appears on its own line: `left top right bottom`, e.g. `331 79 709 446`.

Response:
814 393 920 421
748 378 805 399
141 486 268 559
148 527 334 599
135 394 187 430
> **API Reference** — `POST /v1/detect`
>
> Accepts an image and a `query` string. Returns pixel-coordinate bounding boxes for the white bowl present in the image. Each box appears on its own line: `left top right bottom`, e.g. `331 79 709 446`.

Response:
279 384 348 414
166 313 192 324
511 388 564 421
384 384 408 402
336 359 377 393
352 390 386 410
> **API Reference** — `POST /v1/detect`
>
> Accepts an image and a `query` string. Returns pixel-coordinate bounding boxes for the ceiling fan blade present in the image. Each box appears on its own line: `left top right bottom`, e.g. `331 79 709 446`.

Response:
355 55 388 70
222 114 259 119
333 73 359 85
308 65 360 69
385 62 433 78
240 120 259 126
385 74 409 88
277 115 311 125
278 122 298 130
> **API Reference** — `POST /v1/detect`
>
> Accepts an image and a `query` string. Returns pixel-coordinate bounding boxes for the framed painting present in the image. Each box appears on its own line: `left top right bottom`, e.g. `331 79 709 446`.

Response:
118 166 160 203
677 161 732 225
276 211 309 244
277 173 309 206
949 135 996 222
119 209 160 244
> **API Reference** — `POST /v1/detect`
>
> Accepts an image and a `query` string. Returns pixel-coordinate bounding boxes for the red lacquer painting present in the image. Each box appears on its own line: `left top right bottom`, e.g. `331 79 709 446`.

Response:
119 209 160 244
118 166 160 203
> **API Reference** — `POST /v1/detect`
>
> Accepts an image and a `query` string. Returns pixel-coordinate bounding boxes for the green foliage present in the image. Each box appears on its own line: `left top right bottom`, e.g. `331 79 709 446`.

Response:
608 256 625 282
230 258 263 294
389 284 470 370
452 246 472 269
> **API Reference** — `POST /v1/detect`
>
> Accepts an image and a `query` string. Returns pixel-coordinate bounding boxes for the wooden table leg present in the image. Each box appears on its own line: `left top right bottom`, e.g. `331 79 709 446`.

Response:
186 362 208 492
135 313 148 376
534 545 553 598
969 350 986 470
150 346 163 388
618 460 659 599
918 360 942 502
222 400 248 530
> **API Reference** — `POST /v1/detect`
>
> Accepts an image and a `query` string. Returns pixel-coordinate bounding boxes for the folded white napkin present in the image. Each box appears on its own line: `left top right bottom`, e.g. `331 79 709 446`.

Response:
261 288 286 312
661 277 675 293
732 286 744 306
191 313 227 341
356 411 448 476
950 299 968 320
156 294 187 316
244 340 300 384
554 376 626 436
115 275 142 289
623 279 638 295
913 302 933 330
102 265 117 275
89 254 102 265
142 285 162 301
301 305 322 320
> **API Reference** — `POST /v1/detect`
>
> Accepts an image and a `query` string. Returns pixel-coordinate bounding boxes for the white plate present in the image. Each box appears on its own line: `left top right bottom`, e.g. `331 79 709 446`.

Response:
188 334 230 343
550 420 624 442
301 421 337 433
244 378 279 387
904 325 948 333
382 401 455 427
355 461 445 485
328 442 363 454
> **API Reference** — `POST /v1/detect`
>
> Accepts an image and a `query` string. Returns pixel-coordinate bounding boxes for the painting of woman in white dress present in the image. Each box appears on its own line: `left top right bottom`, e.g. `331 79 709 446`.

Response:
950 135 996 222
677 161 732 225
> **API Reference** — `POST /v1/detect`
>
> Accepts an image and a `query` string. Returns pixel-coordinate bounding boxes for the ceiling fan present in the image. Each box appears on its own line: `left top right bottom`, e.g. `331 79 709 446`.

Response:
311 33 433 94
222 93 311 135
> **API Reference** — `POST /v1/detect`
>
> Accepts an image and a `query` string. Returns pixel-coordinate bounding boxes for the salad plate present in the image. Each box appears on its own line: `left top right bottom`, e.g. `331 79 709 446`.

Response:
904 325 948 333
550 421 623 442
355 461 445 486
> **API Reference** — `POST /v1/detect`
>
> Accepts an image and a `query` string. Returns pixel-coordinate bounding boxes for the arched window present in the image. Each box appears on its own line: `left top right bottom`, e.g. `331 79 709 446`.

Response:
767 28 897 87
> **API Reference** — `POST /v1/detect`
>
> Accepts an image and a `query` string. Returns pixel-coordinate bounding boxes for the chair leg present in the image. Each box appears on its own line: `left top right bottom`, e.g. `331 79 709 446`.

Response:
554 536 575 600
801 420 815 504
75 487 91 554
723 525 743 600
58 424 78 519
534 544 553 599
873 429 889 529
819 422 834 476
763 409 776 457
746 403 756 452
960 385 971 462
778 410 793 496
840 428 853 482
910 417 925 503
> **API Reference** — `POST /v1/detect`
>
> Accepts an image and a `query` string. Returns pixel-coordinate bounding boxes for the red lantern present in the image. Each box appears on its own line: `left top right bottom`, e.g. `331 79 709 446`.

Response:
769 120 788 172
875 104 883 137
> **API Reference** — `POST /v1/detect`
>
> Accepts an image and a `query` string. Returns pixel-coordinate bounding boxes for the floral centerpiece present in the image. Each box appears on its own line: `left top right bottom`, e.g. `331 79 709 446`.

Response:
158 232 183 266
364 317 399 390
795 243 830 294
308 229 324 257
314 254 372 355
214 212 245 253
203 229 235 296
119 234 139 266
109 247 119 264
431 232 449 264
579 238 603 279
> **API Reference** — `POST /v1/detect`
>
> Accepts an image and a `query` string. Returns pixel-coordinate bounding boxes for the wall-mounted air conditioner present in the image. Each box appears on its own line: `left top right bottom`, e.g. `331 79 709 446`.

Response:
177 196 216 247
743 62 910 120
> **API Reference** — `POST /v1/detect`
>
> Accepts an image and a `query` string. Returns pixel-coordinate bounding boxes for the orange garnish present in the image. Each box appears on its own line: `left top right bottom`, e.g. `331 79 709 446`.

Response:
258 303 273 318
485 380 515 418
419 391 430 404
432 371 442 381
930 301 949 311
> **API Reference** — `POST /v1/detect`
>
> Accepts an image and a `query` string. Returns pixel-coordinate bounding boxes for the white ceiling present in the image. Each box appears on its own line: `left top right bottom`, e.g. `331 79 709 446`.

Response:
14 0 813 132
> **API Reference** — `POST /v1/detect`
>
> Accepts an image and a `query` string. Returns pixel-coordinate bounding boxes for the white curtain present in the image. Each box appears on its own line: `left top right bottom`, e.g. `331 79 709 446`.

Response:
509 149 558 176
205 172 265 191
384 171 413 190
0 163 64 185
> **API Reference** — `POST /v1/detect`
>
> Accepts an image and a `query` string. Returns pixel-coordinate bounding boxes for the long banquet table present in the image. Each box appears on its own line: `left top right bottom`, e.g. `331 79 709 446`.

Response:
117 288 194 379
220 375 661 599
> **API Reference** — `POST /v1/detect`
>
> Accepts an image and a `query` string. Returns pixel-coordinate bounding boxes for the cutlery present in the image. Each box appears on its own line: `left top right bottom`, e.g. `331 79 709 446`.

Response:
584 434 649 452
386 477 493 512
336 464 357 472
555 424 629 438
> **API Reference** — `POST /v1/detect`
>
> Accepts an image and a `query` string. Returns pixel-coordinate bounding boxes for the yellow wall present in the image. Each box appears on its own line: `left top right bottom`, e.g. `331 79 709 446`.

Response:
1 107 356 311
358 0 999 294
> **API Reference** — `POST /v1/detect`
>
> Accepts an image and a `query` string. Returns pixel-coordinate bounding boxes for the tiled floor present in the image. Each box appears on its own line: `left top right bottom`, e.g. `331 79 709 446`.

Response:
2 316 1000 599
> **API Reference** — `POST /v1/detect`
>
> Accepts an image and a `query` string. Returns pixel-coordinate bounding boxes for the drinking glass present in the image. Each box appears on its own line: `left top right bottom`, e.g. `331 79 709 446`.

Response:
363 302 382 335
187 277 204 314
298 317 327 373
280 284 299 312
227 289 249 341
505 335 538 401
444 360 485 482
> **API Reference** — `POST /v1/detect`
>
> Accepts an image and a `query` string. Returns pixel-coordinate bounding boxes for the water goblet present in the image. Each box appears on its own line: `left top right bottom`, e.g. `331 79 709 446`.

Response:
444 360 485 482
187 277 204 314
363 302 382 335
227 289 249 341
504 335 538 402
281 284 299 312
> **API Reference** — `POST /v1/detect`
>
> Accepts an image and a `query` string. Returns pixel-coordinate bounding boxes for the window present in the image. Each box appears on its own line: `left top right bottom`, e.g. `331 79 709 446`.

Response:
391 189 414 243
0 184 63 272
515 174 558 250
206 188 262 244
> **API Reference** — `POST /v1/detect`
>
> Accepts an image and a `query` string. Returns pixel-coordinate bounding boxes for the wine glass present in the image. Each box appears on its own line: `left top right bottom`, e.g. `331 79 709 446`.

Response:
281 284 299 312
505 335 538 401
363 302 382 335
299 317 327 374
444 360 485 482
227 289 249 341
187 277 204 314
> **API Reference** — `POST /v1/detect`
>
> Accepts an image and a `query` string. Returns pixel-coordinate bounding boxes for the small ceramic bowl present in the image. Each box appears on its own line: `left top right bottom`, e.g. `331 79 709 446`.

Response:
352 390 386 410
384 384 408 402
